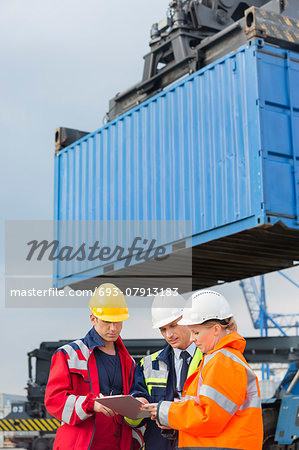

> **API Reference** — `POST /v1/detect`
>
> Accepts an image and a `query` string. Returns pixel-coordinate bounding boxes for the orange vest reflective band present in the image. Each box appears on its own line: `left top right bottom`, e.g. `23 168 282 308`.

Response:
198 349 261 412
156 333 263 450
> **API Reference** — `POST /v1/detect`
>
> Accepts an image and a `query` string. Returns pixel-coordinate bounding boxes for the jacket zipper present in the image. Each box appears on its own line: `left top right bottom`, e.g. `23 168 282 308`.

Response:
128 360 134 387
87 350 95 450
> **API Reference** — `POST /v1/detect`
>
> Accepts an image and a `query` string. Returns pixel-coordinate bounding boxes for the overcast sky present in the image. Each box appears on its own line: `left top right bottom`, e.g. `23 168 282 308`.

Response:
0 0 298 396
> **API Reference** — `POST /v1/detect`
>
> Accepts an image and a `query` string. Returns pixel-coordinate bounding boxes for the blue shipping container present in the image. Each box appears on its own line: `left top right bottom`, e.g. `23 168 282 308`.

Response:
54 39 299 291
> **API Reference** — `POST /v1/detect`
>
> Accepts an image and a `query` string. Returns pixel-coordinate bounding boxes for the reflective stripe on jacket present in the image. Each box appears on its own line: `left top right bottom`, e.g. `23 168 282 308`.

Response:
45 327 142 450
141 347 202 397
157 332 263 450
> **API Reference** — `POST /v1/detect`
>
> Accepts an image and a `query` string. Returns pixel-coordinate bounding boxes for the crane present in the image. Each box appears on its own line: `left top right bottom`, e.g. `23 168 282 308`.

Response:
239 272 299 379
239 274 299 335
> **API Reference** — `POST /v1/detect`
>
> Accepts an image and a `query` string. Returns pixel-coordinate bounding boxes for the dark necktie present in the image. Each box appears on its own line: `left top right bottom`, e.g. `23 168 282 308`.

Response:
179 350 190 392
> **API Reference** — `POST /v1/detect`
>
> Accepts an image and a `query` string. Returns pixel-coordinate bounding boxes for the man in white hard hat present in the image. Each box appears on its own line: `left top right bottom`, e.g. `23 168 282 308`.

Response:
45 283 143 450
126 291 202 449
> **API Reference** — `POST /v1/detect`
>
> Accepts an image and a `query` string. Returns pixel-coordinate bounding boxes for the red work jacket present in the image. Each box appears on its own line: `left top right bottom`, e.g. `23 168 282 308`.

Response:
45 327 143 450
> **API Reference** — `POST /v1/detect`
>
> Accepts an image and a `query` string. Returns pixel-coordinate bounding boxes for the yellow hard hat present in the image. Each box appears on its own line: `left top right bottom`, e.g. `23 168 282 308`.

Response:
89 283 129 322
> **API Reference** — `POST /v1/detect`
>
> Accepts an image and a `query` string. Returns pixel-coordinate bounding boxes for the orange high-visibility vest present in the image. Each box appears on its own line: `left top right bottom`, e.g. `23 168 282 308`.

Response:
157 332 263 450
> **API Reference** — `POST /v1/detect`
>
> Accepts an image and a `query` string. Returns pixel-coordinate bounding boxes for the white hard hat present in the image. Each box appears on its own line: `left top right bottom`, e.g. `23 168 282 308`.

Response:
178 290 233 326
151 291 186 329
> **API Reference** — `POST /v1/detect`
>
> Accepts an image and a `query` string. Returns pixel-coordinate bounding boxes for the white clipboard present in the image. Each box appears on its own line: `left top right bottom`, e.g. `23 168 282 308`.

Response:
95 395 151 420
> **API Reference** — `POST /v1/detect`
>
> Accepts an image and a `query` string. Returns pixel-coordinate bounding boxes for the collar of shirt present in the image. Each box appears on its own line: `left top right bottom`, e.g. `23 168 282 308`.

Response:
84 327 105 350
173 342 197 398
173 342 197 360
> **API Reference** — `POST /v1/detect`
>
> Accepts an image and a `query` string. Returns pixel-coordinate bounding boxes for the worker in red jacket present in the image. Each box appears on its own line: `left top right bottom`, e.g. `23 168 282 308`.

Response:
45 283 143 450
142 290 263 450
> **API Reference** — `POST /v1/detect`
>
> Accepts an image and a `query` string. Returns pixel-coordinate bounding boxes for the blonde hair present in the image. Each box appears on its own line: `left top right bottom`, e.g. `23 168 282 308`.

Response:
202 317 238 333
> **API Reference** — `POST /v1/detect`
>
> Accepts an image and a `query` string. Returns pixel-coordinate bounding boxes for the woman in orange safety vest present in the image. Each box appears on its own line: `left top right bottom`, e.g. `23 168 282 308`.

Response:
141 290 263 450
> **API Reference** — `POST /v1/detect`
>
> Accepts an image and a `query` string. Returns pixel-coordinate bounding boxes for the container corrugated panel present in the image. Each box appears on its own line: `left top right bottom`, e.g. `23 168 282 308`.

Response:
54 39 299 291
